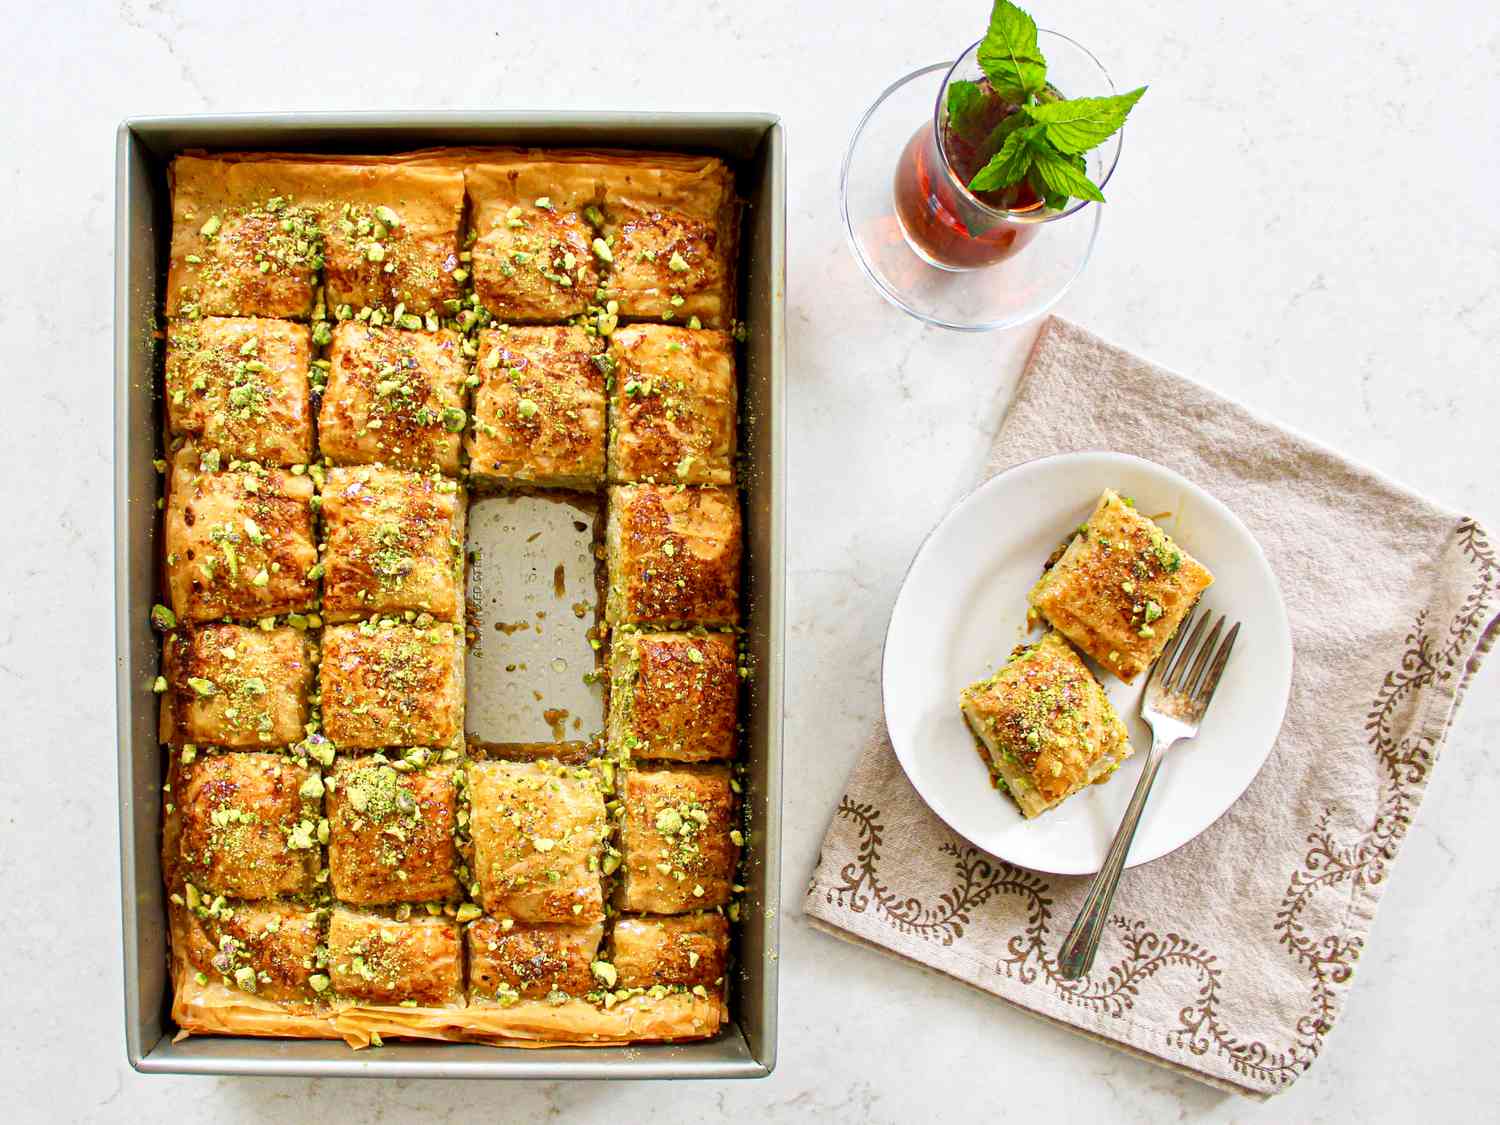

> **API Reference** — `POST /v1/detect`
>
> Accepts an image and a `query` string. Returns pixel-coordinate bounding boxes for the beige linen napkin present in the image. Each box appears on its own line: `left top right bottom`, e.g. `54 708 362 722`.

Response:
804 316 1500 1099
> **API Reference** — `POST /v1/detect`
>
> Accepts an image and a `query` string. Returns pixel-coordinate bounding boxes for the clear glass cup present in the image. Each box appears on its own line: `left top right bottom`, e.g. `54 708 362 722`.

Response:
892 31 1122 272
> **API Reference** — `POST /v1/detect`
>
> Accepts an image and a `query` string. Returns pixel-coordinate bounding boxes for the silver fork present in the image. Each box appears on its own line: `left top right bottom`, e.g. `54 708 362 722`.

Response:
1056 607 1242 980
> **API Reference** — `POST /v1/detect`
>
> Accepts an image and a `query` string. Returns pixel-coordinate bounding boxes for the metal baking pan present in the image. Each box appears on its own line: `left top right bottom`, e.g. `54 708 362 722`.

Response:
113 112 785 1078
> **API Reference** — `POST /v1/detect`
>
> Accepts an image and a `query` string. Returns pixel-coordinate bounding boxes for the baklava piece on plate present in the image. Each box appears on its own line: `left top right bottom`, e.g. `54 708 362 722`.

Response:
597 155 737 328
466 325 606 488
165 749 323 900
465 160 604 323
615 765 739 914
166 156 327 320
164 316 313 467
318 618 465 751
1029 489 1214 683
605 485 741 626
465 917 604 1005
610 911 730 992
164 447 318 624
160 623 313 748
315 160 466 318
607 631 737 762
326 759 462 905
607 325 736 486
959 631 1132 819
319 322 468 475
320 466 466 623
326 907 464 1008
466 760 608 924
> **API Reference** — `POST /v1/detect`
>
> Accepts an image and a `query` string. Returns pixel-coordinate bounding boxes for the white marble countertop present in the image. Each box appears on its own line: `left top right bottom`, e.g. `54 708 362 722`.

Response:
3 1 1496 1120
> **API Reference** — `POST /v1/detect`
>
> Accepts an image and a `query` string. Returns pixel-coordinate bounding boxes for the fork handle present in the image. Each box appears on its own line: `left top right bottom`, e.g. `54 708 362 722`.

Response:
1057 730 1176 980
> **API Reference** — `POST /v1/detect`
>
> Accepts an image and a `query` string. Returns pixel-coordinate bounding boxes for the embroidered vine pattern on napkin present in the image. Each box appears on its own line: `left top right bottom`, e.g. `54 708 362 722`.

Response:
827 799 1302 1083
1270 518 1498 1075
820 519 1496 1089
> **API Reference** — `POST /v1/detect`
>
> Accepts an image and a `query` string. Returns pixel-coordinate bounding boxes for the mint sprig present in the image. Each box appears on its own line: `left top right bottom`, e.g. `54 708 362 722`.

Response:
1026 88 1147 154
975 0 1047 104
960 0 1145 207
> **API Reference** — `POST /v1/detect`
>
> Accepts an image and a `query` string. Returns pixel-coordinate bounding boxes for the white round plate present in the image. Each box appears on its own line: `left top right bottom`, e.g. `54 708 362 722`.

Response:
882 451 1293 875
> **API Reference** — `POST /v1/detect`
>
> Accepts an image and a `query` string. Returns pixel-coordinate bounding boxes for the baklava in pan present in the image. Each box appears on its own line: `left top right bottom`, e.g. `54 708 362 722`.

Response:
465 325 606 489
153 145 746 1050
607 325 736 486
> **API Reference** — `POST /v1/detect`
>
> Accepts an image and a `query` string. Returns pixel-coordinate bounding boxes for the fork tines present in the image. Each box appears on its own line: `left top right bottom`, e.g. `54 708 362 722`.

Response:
1148 605 1242 710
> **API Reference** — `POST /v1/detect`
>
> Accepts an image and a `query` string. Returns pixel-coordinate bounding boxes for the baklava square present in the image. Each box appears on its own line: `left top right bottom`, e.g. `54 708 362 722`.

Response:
165 449 318 624
1029 489 1215 683
959 631 1133 819
164 317 313 467
326 907 463 1007
615 765 738 914
608 631 737 762
169 750 322 900
316 161 466 317
327 759 461 905
605 485 742 626
161 624 313 749
319 619 464 751
465 917 603 1004
607 325 736 486
166 156 326 320
176 900 324 1003
467 760 608 924
598 155 737 327
319 322 469 475
321 466 466 623
610 912 730 991
466 326 606 488
466 161 602 322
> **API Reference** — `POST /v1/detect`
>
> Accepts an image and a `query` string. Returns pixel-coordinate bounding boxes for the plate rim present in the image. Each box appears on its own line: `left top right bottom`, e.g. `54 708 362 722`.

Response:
880 449 1294 875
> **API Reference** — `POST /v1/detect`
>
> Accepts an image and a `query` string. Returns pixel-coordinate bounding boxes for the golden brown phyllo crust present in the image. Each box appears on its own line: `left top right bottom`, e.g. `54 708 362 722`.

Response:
595 156 738 328
605 484 742 626
615 765 739 914
320 466 465 623
466 760 608 924
158 146 748 1049
166 157 328 320
465 917 603 1003
164 317 313 467
177 900 323 1003
165 447 318 624
319 323 468 475
608 631 738 762
327 760 462 905
610 912 729 990
318 619 464 750
160 624 313 748
466 325 606 488
1028 489 1214 683
166 750 322 900
607 325 736 486
959 631 1132 818
326 908 464 1007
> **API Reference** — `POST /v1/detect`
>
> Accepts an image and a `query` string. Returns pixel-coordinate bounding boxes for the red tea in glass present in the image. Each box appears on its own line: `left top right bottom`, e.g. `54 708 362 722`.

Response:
892 119 1044 271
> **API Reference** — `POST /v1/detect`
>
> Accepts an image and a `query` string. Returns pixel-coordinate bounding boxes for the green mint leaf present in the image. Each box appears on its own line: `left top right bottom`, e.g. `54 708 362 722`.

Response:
1024 86 1147 154
945 80 992 143
968 126 1038 193
976 1 1048 104
1028 143 1106 203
